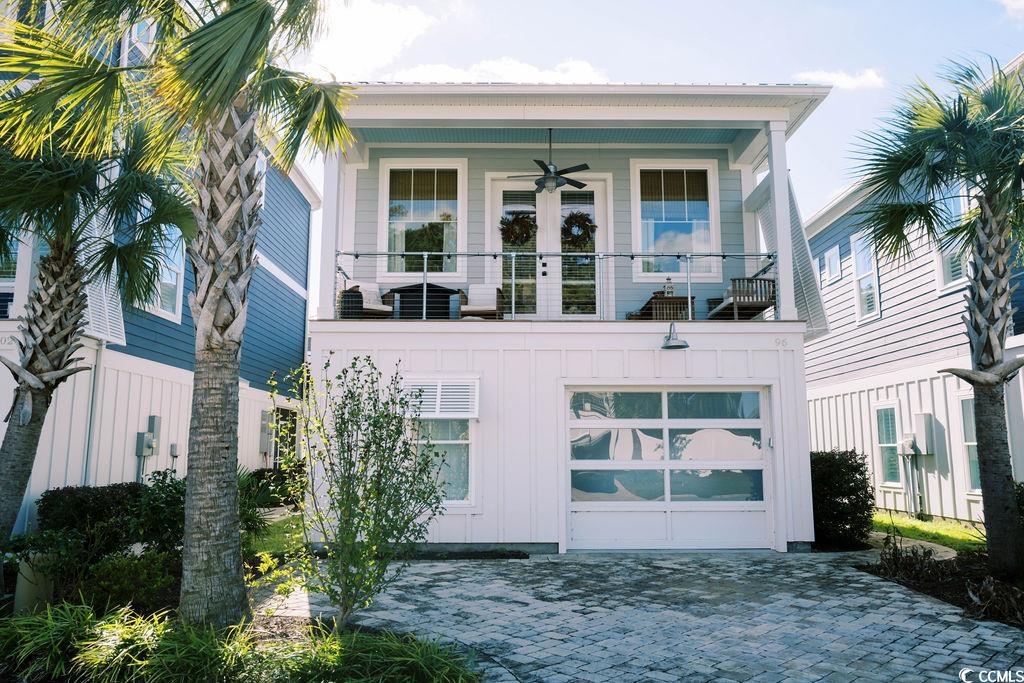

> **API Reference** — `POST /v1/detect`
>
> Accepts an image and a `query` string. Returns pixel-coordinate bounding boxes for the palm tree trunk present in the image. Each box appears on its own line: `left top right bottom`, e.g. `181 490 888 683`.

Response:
974 383 1024 578
0 248 88 539
178 100 261 627
948 199 1024 580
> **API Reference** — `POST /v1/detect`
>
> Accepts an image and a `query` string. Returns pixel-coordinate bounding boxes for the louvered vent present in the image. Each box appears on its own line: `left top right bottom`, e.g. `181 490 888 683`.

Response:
403 378 479 418
81 214 127 345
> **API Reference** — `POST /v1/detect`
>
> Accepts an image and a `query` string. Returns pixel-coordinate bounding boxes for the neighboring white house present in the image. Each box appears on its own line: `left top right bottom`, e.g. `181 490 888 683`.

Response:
804 184 1024 523
311 82 831 552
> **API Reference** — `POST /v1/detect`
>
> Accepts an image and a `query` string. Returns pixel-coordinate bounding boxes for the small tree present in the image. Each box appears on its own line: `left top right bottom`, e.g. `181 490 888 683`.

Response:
273 357 445 630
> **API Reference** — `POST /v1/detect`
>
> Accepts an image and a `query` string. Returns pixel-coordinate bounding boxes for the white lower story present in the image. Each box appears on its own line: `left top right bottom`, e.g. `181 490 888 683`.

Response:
309 320 815 552
0 324 278 533
806 334 1024 523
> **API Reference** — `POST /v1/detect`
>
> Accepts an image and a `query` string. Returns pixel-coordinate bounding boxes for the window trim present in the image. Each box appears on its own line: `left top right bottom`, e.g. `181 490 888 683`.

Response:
145 226 185 324
819 244 841 286
416 417 476 510
934 246 969 295
850 231 881 322
958 393 981 494
874 402 902 487
376 158 469 283
628 159 722 284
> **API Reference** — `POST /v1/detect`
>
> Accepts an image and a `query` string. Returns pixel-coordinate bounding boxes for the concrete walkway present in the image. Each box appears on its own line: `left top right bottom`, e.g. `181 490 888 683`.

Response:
259 550 1024 682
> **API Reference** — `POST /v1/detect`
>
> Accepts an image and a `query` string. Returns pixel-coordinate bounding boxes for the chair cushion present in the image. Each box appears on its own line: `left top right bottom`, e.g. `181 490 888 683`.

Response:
345 281 385 308
466 284 497 308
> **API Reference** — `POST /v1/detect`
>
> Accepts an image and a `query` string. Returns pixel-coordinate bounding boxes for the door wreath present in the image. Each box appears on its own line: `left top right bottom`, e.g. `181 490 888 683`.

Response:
499 211 538 247
561 210 598 250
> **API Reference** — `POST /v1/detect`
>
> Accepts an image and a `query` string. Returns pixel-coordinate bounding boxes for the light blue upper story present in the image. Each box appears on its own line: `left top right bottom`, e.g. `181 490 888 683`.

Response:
110 165 312 392
804 186 1024 388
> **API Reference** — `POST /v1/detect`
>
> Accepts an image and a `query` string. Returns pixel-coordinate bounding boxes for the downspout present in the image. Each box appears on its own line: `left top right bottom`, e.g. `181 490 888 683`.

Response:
80 339 105 486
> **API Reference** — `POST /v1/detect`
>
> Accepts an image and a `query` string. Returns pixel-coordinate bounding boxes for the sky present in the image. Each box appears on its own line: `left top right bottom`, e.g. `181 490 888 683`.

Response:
295 0 1024 220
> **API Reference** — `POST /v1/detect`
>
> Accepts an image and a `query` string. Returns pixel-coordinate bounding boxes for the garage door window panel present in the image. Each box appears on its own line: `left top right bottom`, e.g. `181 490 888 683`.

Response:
669 469 764 502
571 469 665 502
570 428 664 461
668 428 762 461
570 391 662 419
667 391 760 419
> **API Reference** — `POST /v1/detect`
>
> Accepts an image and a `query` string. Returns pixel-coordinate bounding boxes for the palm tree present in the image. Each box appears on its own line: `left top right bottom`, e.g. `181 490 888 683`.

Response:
0 1 353 626
857 58 1024 580
0 125 194 543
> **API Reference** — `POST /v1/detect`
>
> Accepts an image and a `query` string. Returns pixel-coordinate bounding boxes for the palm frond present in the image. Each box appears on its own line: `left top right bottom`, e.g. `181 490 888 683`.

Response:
0 18 138 159
154 0 275 124
255 65 355 169
273 0 327 52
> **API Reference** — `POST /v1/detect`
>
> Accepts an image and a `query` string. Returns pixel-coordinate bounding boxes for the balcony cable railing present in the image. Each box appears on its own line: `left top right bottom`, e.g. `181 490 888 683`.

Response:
335 251 778 322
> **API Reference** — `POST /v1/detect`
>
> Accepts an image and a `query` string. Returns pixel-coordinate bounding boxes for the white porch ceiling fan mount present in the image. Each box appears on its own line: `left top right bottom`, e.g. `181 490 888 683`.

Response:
507 128 590 193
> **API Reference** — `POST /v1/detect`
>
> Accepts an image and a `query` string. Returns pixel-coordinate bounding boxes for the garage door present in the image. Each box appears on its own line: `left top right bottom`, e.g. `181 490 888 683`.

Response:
566 388 772 549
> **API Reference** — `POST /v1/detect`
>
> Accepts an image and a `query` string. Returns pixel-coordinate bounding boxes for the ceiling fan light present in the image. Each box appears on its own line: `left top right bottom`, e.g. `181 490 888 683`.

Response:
544 176 557 192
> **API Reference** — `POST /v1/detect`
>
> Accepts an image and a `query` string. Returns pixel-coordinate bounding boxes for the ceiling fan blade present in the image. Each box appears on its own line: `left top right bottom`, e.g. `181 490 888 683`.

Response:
534 159 550 173
556 163 590 176
507 174 542 178
535 186 544 194
564 177 587 189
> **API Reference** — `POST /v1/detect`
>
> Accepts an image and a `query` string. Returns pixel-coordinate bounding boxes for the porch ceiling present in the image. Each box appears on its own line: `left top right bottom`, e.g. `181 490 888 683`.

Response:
351 127 742 145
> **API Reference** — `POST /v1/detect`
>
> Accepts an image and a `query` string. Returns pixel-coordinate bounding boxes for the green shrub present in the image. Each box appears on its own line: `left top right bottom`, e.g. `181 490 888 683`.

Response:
249 466 306 507
810 449 875 548
0 602 98 681
137 470 187 554
78 551 180 616
1017 481 1024 526
1 604 480 682
36 482 146 557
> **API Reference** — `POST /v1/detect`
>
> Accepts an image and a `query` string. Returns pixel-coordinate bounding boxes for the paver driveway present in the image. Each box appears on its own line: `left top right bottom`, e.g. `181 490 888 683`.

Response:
264 552 1024 682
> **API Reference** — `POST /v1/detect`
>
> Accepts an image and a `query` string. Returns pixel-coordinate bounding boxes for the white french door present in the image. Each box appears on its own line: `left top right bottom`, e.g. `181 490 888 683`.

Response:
492 179 607 319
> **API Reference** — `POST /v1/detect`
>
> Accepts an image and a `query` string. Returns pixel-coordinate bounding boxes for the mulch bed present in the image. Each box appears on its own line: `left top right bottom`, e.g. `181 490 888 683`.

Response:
860 550 1024 629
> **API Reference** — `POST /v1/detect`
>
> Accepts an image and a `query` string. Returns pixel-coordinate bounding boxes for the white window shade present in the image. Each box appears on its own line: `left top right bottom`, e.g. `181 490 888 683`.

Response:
81 215 127 345
403 378 479 419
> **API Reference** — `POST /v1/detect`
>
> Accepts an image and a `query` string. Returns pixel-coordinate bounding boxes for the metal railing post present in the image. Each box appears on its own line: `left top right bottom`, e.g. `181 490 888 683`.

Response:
596 254 603 320
510 253 517 320
772 253 780 320
421 251 428 320
686 255 693 321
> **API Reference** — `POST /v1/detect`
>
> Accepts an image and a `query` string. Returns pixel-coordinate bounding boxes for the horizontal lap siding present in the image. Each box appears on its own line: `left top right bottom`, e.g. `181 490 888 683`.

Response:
240 267 307 392
805 208 968 388
350 147 747 317
261 166 312 286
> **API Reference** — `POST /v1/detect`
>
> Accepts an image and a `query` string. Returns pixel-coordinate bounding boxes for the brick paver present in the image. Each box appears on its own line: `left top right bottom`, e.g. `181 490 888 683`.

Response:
260 552 1024 682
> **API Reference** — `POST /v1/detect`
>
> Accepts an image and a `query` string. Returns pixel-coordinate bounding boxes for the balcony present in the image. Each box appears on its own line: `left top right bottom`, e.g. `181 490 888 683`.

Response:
333 251 778 322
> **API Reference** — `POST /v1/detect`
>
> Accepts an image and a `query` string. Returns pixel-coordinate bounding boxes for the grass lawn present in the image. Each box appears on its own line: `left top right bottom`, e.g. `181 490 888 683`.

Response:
251 513 304 557
872 511 986 553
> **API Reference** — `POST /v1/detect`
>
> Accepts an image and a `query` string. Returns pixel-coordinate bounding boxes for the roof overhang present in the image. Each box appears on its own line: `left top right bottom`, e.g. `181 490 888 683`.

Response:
335 82 830 168
804 182 870 239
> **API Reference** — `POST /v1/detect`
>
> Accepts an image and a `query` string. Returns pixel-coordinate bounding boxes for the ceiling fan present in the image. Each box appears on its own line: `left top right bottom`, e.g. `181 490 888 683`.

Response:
508 128 590 194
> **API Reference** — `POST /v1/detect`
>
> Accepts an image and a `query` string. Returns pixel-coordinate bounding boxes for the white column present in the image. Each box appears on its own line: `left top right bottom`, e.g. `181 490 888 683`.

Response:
767 121 797 320
316 152 342 320
11 233 35 319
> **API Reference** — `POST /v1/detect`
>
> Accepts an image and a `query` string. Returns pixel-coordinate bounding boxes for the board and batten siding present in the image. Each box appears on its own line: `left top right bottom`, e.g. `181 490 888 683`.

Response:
113 166 310 392
805 205 970 389
309 320 814 551
347 146 751 320
0 331 280 532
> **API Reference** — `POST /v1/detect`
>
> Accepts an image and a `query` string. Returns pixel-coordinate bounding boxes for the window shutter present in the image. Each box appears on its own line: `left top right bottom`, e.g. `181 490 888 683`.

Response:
81 214 127 345
403 378 479 419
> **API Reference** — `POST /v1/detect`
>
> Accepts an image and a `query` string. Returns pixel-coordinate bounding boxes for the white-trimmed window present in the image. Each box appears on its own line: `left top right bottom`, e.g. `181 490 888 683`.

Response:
377 159 468 280
875 405 901 485
936 188 970 289
417 419 471 504
0 242 17 319
819 245 841 285
960 397 980 491
148 226 184 323
851 232 879 320
630 159 721 281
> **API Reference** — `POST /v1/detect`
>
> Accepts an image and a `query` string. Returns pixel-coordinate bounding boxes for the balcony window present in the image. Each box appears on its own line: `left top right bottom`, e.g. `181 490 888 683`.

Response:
630 160 720 281
382 163 464 276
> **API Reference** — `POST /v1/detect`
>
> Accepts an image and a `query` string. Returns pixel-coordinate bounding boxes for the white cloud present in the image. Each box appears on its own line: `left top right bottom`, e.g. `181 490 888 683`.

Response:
792 68 886 90
998 0 1024 18
387 57 609 84
299 1 439 80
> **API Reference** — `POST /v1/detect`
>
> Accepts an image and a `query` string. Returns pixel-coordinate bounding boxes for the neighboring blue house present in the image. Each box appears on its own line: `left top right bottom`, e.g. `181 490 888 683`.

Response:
0 162 319 532
804 184 1024 523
